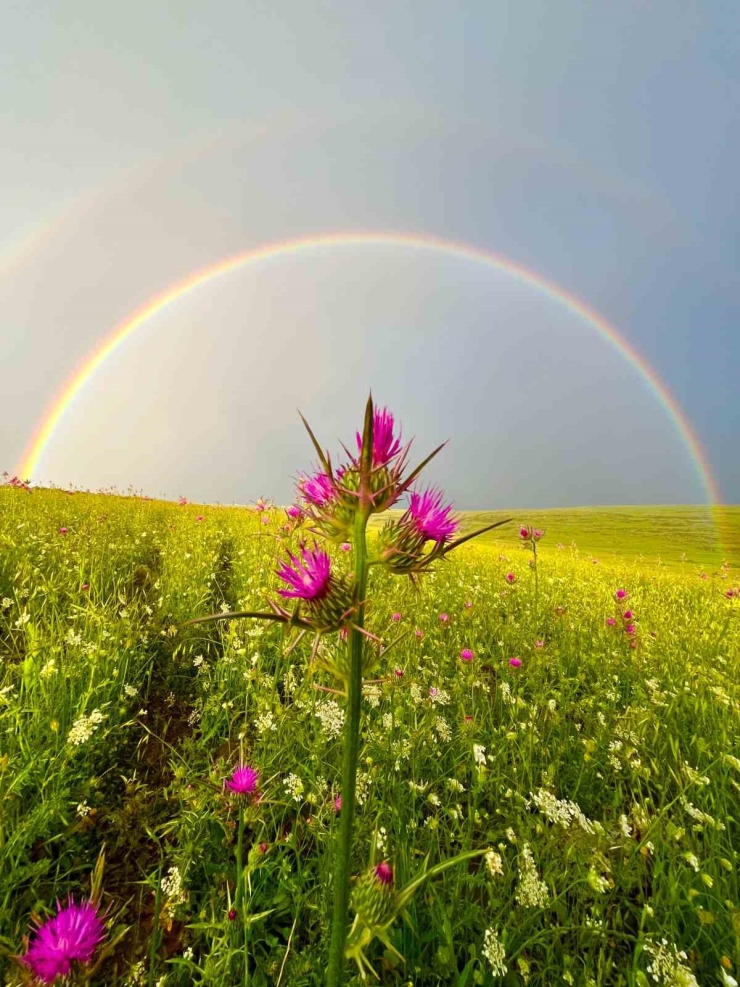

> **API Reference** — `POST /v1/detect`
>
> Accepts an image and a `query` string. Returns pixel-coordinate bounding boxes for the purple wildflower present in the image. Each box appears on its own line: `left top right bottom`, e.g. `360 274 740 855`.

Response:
225 765 260 796
285 504 303 520
298 471 334 507
505 572 516 584
509 657 522 668
407 487 459 543
356 406 403 467
464 600 473 609
22 897 105 984
340 542 351 552
606 617 616 626
623 610 633 620
391 612 402 621
374 861 394 886
58 527 68 535
519 526 531 540
414 628 423 639
333 795 342 812
276 545 332 601
460 648 474 662
438 613 449 624
625 623 636 635
614 588 628 601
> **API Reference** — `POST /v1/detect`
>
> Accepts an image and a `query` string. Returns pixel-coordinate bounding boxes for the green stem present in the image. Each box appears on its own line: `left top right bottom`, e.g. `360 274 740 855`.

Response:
326 510 369 987
236 805 245 910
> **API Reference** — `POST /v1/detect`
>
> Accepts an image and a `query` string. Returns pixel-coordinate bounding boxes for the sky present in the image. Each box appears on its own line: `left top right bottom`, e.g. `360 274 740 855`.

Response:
1 0 738 508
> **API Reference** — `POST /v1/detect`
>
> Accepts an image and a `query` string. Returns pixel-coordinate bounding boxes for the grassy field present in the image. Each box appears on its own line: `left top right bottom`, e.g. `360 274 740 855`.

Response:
371 506 740 572
0 487 738 986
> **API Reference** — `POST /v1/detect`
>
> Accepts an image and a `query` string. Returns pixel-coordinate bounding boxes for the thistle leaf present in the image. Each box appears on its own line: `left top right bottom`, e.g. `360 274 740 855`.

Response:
440 517 513 556
297 410 332 475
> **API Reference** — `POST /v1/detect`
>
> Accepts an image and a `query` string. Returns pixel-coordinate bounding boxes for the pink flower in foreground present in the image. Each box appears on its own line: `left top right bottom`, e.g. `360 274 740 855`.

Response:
374 861 394 886
438 613 449 624
286 504 303 520
225 765 260 796
509 657 522 668
408 487 459 543
276 545 332 601
58 527 68 535
614 588 628 600
519 525 531 540
460 648 474 662
505 572 516 584
391 612 402 621
22 897 105 984
356 406 403 468
298 471 334 508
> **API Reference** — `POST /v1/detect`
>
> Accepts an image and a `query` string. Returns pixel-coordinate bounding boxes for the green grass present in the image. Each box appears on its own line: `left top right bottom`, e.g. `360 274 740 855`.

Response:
371 505 740 571
0 487 738 986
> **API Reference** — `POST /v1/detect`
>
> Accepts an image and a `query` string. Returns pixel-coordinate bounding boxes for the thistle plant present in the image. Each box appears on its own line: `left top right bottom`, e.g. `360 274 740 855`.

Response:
183 395 511 985
519 524 544 629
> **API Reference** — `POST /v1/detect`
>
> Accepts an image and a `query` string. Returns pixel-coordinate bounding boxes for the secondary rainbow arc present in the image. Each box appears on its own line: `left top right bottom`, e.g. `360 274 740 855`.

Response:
16 231 723 517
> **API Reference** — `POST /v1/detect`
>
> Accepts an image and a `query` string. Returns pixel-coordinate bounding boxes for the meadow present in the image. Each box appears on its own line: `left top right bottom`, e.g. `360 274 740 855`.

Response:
0 485 739 986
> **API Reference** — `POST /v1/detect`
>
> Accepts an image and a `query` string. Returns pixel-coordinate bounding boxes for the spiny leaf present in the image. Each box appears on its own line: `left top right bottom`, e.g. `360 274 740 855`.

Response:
297 410 332 475
440 518 513 556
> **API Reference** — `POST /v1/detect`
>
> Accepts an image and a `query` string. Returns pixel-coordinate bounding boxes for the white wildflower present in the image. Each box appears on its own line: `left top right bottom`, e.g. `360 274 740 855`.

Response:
515 843 549 908
473 744 487 766
643 938 698 987
315 700 345 739
434 716 452 742
482 927 507 977
485 849 504 878
283 774 304 802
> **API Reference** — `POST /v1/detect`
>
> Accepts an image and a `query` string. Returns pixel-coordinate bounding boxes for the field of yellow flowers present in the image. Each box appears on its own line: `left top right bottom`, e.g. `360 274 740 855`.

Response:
0 486 738 986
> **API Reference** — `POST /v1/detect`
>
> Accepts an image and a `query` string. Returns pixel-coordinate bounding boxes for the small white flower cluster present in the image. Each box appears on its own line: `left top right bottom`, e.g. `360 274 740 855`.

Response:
15 610 30 628
161 865 187 905
76 801 91 818
683 762 710 787
643 938 698 987
124 684 138 697
67 709 106 747
255 710 277 733
39 659 58 680
679 796 725 831
65 628 82 647
434 716 452 742
515 843 549 908
527 788 603 835
363 684 382 708
485 849 504 878
315 700 345 739
473 744 487 767
482 927 507 977
284 773 304 802
1 597 13 610
355 771 372 806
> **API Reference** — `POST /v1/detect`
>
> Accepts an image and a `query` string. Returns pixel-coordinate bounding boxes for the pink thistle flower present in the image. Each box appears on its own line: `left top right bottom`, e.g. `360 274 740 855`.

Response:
519 526 531 540
228 908 237 921
438 613 449 624
177 496 188 506
464 714 473 723
333 795 342 812
460 648 474 662
196 515 204 522
725 589 736 599
374 861 394 886
340 542 351 552
356 406 403 467
534 640 544 649
606 617 617 626
391 612 402 621
505 572 516 584
276 545 332 601
623 610 633 620
614 588 628 600
58 527 68 535
464 600 473 609
21 897 105 984
255 497 268 512
297 471 334 508
258 842 268 854
414 628 423 639
509 657 522 668
533 529 543 541
394 668 404 678
286 504 303 520
225 765 260 796
81 583 89 591
625 623 636 635
407 487 459 543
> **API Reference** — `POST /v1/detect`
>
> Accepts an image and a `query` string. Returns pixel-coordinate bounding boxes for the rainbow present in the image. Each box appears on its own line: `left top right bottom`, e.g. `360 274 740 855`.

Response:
16 231 723 512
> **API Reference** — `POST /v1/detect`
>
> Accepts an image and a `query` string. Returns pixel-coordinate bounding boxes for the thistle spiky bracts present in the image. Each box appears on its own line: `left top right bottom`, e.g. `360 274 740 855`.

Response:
344 850 488 980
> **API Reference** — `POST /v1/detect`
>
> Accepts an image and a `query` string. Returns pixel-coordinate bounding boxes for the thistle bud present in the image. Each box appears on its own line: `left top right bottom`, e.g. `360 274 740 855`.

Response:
351 862 396 928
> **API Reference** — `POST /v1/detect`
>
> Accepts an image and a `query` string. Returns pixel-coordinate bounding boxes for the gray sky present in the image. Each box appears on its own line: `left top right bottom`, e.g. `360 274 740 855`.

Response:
1 1 738 507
